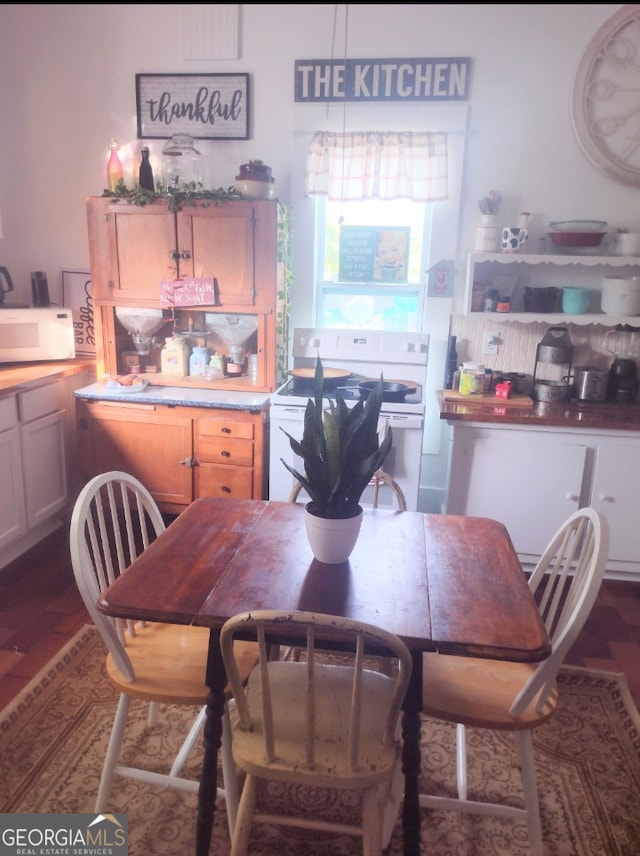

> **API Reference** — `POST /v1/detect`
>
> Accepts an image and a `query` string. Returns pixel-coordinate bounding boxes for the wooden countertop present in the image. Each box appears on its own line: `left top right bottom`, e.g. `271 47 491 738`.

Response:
437 389 640 432
0 359 96 394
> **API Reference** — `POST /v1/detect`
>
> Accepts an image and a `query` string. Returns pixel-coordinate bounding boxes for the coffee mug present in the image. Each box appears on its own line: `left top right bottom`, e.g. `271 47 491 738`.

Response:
501 226 528 253
562 287 591 314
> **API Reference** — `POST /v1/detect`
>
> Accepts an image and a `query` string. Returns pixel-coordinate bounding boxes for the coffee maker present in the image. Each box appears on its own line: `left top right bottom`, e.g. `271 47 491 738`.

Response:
607 358 639 402
605 327 639 402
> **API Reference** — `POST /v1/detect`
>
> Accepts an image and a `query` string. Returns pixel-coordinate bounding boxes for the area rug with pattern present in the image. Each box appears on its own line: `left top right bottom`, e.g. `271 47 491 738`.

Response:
1 625 639 855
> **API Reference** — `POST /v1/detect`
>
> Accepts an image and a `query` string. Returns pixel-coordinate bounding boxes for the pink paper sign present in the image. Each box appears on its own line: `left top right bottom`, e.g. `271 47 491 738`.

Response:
160 278 218 308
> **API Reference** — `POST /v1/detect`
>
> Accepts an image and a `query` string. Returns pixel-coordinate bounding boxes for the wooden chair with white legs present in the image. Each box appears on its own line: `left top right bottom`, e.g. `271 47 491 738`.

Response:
69 471 257 833
419 506 609 856
288 468 407 511
220 609 413 856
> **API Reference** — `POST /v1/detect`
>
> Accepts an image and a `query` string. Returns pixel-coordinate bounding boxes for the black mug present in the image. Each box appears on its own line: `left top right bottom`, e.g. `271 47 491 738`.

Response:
31 271 50 307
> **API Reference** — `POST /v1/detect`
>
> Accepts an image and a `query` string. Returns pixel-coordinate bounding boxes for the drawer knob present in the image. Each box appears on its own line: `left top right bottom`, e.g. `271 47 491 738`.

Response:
221 485 231 493
221 450 231 458
221 427 231 434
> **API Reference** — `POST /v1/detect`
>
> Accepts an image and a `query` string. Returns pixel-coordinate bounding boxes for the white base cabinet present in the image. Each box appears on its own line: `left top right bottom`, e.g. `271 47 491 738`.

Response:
0 379 69 571
0 396 27 551
446 422 640 580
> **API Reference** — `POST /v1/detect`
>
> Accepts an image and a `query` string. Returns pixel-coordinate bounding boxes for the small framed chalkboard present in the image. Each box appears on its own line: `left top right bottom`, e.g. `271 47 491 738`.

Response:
338 226 410 283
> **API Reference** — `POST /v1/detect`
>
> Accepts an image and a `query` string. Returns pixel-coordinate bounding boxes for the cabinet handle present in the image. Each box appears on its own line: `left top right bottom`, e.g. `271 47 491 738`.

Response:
220 450 231 458
179 456 196 467
565 493 579 501
181 250 192 260
221 485 232 493
599 494 615 503
169 250 180 261
221 427 232 434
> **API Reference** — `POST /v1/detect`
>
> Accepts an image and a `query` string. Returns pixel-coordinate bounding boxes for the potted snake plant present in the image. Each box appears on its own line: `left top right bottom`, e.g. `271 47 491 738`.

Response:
279 356 392 563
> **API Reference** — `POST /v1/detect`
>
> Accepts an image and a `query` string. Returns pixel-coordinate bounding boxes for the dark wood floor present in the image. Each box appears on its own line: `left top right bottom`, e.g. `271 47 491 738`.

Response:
1 523 639 712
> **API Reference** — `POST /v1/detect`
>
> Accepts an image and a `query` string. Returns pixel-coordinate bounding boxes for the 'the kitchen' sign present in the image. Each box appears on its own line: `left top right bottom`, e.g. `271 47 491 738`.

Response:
294 57 471 102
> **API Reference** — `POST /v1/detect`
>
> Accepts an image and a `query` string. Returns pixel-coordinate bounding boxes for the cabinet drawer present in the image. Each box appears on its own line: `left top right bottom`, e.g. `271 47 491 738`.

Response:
0 396 18 432
197 435 254 467
198 418 255 440
19 382 64 422
197 463 253 498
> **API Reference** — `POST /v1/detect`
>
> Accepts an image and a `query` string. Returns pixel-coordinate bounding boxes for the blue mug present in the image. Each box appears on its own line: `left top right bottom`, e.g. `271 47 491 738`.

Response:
562 287 591 314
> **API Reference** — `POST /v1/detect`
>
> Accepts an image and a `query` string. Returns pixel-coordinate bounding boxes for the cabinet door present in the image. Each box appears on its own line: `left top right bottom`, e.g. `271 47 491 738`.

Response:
447 430 588 557
103 202 177 303
591 443 640 565
21 410 67 528
176 203 256 307
0 424 27 549
77 401 193 511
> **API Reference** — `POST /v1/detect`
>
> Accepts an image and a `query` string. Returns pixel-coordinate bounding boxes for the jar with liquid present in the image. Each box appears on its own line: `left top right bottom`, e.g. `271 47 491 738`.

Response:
459 362 485 395
161 336 189 377
162 134 203 191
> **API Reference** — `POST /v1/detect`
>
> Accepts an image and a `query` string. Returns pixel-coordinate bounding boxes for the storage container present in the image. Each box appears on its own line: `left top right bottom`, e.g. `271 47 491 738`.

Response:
601 276 640 316
459 362 485 395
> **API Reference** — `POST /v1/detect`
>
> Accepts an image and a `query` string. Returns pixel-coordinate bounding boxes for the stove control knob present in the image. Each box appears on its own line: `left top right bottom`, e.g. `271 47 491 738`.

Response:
404 341 415 352
310 337 321 349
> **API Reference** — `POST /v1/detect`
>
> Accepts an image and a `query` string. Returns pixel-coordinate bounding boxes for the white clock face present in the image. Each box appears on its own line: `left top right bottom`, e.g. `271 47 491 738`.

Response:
572 5 640 185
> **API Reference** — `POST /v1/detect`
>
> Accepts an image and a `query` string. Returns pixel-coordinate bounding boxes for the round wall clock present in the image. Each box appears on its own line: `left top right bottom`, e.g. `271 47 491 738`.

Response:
572 5 640 185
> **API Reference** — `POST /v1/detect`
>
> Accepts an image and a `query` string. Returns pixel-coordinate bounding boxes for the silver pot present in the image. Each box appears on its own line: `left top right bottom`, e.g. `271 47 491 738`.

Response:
532 379 572 402
572 366 609 401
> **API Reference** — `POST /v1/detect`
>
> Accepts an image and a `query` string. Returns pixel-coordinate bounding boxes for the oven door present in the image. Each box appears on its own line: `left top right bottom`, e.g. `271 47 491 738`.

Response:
269 405 424 511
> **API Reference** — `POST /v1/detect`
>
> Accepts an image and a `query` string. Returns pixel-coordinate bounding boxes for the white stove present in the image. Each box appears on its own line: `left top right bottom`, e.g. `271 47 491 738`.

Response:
269 328 429 511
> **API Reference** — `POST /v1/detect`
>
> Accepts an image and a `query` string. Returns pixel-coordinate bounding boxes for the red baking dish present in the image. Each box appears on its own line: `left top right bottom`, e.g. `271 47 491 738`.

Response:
547 230 607 247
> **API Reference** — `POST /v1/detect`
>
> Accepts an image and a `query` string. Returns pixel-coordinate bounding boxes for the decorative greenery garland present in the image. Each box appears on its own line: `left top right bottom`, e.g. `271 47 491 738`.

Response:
102 180 244 213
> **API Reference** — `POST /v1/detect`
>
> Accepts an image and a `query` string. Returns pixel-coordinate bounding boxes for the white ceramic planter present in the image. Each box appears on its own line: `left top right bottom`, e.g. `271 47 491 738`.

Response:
303 506 363 564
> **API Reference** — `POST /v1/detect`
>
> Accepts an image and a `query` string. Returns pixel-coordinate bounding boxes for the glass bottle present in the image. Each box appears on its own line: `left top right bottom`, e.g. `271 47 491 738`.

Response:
139 146 154 192
444 335 458 389
107 139 124 192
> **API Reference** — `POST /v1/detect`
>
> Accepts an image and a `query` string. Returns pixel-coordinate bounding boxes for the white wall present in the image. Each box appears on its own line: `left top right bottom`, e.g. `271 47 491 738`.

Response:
0 3 628 306
0 4 629 510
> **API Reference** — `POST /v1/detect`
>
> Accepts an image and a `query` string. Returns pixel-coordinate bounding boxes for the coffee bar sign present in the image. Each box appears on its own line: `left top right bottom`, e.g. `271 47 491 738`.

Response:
136 73 250 140
295 57 471 102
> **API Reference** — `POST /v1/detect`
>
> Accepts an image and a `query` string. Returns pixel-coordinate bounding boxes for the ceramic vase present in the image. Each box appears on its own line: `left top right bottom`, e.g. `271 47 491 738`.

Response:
304 505 363 564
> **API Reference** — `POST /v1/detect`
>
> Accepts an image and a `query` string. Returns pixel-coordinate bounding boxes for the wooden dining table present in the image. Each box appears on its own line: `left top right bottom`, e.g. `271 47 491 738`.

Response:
97 497 550 856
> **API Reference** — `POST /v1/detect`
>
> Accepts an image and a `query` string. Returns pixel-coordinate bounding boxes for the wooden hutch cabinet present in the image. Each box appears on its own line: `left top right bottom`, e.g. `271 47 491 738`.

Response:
79 196 287 512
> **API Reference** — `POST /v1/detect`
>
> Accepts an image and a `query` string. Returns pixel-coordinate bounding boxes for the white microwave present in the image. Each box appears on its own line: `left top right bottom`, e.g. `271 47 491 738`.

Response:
0 306 76 362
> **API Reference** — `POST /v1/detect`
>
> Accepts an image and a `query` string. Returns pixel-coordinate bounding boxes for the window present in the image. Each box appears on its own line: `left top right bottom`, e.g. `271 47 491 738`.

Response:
315 196 430 331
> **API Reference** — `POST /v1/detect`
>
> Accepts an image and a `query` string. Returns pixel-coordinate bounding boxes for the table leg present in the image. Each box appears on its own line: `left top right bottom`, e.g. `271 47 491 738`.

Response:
196 628 226 856
402 650 422 856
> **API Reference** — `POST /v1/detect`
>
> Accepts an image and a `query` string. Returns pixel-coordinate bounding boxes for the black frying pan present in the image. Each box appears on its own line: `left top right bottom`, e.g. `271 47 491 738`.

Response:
289 367 353 392
358 381 412 402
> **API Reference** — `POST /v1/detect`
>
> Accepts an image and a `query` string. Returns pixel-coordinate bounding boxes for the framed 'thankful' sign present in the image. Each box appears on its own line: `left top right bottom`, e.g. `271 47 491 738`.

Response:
136 73 250 140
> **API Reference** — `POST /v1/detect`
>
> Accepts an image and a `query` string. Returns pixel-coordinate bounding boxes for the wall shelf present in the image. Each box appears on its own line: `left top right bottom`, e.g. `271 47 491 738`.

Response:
464 252 640 325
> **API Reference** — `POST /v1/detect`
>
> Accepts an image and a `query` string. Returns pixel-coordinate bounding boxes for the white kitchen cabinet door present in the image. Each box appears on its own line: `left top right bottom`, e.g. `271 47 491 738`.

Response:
21 410 67 529
0 423 28 550
591 443 640 566
447 430 588 558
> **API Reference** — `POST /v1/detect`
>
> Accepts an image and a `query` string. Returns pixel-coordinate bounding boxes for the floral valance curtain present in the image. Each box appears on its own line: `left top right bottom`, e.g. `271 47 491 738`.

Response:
305 130 449 202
